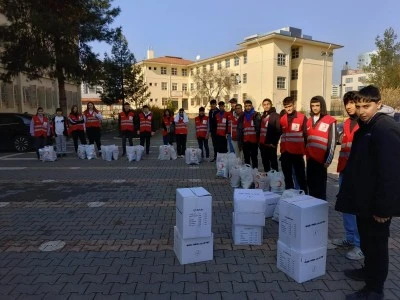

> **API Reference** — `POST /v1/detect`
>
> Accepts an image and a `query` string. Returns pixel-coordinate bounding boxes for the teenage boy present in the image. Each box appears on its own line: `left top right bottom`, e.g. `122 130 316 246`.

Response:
30 107 51 160
215 101 229 154
208 99 219 162
259 98 281 172
174 108 189 158
52 108 69 157
305 96 337 200
332 91 364 261
237 100 261 168
336 85 400 300
231 103 243 159
118 102 135 156
195 107 210 160
137 105 155 155
279 97 308 192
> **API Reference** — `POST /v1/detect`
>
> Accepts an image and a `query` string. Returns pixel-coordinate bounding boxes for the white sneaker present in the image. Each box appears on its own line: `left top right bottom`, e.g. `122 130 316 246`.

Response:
345 247 365 260
331 238 354 248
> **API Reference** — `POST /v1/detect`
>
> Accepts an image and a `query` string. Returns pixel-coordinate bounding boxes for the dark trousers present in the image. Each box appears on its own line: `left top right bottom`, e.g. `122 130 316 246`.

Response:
34 136 47 159
139 132 151 154
121 130 134 154
176 134 187 156
197 137 210 158
357 216 391 293
215 135 228 154
86 127 101 151
243 142 258 169
211 132 218 159
259 144 279 172
307 158 327 200
71 130 87 153
280 152 308 193
162 134 173 145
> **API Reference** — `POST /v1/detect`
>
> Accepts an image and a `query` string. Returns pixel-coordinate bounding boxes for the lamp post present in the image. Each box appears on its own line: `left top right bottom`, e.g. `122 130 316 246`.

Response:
120 50 125 106
339 83 346 117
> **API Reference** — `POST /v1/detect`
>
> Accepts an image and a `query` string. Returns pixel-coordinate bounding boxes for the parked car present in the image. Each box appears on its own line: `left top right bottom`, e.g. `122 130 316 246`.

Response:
336 122 344 145
0 113 34 152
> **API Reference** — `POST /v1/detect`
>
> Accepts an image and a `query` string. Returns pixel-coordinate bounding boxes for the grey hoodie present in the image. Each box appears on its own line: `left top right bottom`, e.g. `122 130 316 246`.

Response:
379 104 395 117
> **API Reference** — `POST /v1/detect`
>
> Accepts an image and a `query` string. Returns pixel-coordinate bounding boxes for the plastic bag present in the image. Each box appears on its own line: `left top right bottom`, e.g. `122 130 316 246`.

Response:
185 148 201 165
126 146 136 162
77 144 87 159
227 153 240 176
254 170 270 191
240 164 253 188
86 144 96 160
39 146 57 162
134 145 144 161
272 189 306 222
216 153 228 177
216 152 228 169
112 145 119 160
158 145 171 160
169 145 177 160
229 165 241 187
267 169 285 193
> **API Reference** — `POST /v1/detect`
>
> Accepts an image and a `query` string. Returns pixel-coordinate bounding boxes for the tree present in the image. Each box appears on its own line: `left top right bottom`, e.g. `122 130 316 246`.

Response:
124 64 150 108
0 0 120 113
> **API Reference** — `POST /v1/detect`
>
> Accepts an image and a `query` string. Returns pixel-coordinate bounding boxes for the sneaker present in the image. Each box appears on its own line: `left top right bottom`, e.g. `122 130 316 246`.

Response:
346 286 383 300
344 267 366 281
331 238 354 248
345 247 365 260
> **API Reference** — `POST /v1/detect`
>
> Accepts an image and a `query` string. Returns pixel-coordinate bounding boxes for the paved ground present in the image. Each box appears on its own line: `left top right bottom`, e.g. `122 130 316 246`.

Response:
0 122 399 300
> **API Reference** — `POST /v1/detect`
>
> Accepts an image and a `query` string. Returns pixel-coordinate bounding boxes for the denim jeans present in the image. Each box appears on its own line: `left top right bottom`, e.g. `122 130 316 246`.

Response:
227 134 234 153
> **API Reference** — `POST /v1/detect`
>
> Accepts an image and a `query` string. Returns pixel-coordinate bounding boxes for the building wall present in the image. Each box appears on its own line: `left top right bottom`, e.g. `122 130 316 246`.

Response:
342 71 369 93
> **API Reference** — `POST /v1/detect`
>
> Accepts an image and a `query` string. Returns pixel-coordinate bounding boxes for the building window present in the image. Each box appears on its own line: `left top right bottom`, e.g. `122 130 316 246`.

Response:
242 93 247 101
154 67 157 71
190 83 194 91
190 68 194 76
154 83 158 87
291 47 299 59
225 58 230 68
149 83 152 86
202 65 207 73
196 82 200 90
182 69 187 76
161 67 167 75
345 78 353 83
234 57 239 66
148 67 152 70
182 83 187 91
243 54 247 64
243 73 247 84
345 87 352 92
291 69 298 80
196 67 199 74
161 82 167 90
162 97 168 105
290 90 298 101
209 63 214 71
217 61 222 70
171 68 177 75
277 53 286 66
172 83 177 91
277 77 286 89
358 76 366 82
190 98 195 106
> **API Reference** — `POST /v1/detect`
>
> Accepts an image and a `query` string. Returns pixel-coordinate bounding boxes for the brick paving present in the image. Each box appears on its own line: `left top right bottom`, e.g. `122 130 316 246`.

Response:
0 121 400 299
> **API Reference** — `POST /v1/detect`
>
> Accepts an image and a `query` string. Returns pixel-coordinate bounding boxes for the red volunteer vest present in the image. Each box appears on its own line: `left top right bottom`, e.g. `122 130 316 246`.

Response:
231 114 239 141
259 113 270 144
33 115 48 137
175 117 188 135
162 116 173 136
216 111 229 136
119 111 135 132
243 114 257 143
306 115 336 163
280 112 306 155
337 118 359 173
68 114 85 132
139 113 152 133
84 110 101 128
195 115 208 138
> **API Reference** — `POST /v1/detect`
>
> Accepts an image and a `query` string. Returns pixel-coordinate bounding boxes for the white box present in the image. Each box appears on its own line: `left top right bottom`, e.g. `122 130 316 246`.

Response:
233 189 266 213
232 212 265 226
279 196 328 251
263 191 280 218
176 187 212 238
232 213 263 245
277 240 327 283
174 226 213 265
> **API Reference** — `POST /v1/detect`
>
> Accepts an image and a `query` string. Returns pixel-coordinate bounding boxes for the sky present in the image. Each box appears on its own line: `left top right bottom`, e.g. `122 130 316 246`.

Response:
92 0 400 84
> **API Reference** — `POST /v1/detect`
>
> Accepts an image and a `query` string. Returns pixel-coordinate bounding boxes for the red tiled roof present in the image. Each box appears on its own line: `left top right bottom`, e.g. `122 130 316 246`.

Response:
143 56 194 65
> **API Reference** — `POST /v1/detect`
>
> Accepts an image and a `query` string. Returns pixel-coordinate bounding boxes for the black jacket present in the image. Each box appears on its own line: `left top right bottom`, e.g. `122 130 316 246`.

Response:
259 107 281 146
335 113 400 217
208 108 219 135
237 110 261 149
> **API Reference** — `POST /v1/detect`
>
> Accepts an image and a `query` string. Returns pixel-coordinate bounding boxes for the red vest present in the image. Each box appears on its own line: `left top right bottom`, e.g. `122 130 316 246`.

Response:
175 117 188 135
337 118 359 173
243 114 257 143
32 115 48 137
84 110 101 128
259 113 270 144
231 114 239 141
280 112 306 155
195 115 208 138
68 113 85 132
306 115 336 163
216 111 228 136
162 116 173 136
139 113 152 133
119 111 135 132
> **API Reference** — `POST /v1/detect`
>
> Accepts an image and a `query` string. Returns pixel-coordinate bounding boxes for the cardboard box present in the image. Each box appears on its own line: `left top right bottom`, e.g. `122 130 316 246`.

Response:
279 196 328 251
176 187 212 238
263 191 280 218
233 189 266 213
232 213 263 245
277 240 327 283
174 226 213 265
232 212 265 226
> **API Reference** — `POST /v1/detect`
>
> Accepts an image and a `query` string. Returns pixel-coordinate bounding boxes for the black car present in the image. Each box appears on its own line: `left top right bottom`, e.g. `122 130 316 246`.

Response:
0 113 34 152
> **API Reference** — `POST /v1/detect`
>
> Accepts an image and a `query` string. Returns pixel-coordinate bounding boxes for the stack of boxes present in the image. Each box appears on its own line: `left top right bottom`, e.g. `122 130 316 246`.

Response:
276 195 329 283
174 187 213 264
263 191 281 218
232 189 266 245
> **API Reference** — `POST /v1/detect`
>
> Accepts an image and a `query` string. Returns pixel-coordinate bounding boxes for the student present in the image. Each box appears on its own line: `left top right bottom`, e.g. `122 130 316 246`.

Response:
83 101 103 155
231 103 243 159
161 109 174 146
332 91 364 261
174 108 189 158
195 107 210 160
227 98 237 153
52 108 69 157
68 105 87 153
259 98 281 172
118 103 135 156
215 101 229 154
237 99 261 168
279 97 308 192
336 85 400 300
305 96 337 200
208 99 219 162
137 105 155 155
30 107 50 160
